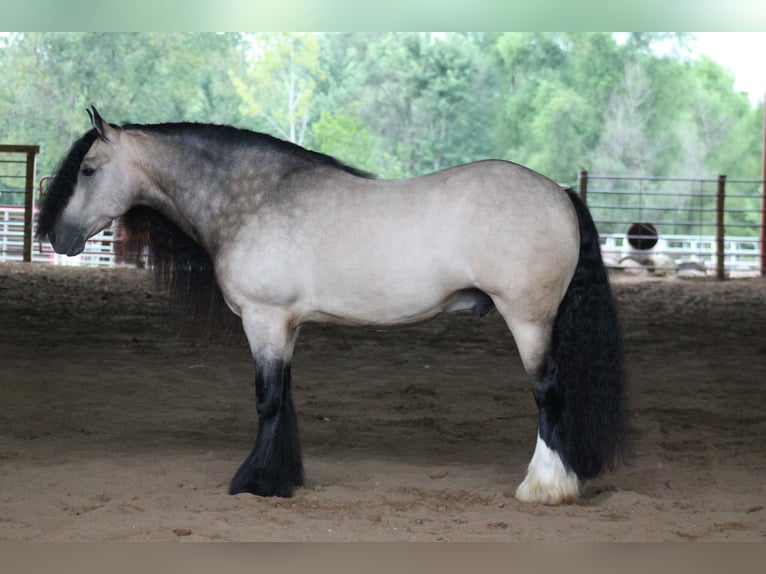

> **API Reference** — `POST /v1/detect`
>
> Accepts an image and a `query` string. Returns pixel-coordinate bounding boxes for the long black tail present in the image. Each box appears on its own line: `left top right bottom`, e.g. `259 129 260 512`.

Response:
548 189 629 479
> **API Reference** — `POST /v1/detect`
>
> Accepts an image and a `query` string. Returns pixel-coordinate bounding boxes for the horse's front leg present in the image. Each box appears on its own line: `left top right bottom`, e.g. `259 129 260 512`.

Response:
229 309 304 497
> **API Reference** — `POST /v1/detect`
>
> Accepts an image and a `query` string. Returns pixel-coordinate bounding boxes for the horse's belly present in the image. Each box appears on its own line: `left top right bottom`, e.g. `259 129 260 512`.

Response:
303 274 463 327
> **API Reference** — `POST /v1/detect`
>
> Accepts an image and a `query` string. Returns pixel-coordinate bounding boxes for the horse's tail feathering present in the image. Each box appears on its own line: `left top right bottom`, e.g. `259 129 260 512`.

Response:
551 189 629 479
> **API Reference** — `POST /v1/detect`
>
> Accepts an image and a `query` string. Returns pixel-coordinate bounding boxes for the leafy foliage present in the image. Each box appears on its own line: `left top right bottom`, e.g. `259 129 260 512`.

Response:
0 32 761 197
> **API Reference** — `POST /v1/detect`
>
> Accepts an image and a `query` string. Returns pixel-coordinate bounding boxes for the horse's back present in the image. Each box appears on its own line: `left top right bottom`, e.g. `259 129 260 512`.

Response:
419 160 578 263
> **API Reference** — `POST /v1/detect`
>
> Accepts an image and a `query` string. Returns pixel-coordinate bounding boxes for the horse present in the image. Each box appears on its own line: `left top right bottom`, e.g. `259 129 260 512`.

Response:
36 107 628 505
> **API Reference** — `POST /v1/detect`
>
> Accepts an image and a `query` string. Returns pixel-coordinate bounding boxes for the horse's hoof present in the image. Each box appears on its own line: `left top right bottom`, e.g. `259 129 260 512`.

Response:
228 470 298 498
515 474 579 505
515 436 580 505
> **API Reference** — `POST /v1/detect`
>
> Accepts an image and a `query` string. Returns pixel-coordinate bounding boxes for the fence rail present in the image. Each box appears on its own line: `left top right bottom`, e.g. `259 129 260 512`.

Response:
600 233 760 274
0 205 123 266
578 171 765 278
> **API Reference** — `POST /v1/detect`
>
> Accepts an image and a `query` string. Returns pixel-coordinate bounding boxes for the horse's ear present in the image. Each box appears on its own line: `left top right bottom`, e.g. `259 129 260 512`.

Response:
87 106 117 142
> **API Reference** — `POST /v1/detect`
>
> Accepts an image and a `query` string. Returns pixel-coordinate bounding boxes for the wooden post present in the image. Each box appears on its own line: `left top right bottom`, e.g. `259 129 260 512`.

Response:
761 90 765 276
23 149 38 262
578 170 588 205
716 174 726 280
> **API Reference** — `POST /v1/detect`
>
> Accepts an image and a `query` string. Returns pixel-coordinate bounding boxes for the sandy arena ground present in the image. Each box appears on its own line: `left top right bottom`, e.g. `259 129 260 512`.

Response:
0 262 764 541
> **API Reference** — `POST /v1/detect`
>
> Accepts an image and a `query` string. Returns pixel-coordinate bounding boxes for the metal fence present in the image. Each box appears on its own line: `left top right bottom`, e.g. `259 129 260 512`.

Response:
0 145 39 262
577 172 765 277
1 168 123 266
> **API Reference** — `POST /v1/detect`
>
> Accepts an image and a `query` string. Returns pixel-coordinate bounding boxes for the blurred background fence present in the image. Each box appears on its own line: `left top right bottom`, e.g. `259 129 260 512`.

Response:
577 171 764 277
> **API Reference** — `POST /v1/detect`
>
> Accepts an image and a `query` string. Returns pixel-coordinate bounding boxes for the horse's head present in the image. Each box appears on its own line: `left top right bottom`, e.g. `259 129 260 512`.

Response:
37 107 135 256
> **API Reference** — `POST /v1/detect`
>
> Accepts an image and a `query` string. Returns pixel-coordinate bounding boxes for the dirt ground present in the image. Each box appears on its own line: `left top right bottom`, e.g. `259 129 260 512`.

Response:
0 261 764 541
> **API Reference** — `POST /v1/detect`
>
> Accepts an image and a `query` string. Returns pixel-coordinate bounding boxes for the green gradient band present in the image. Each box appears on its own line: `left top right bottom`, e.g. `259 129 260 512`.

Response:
2 0 765 31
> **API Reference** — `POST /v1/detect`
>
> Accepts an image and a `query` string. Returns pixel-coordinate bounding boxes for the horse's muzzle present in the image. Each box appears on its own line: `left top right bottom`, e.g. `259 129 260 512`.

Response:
49 225 86 257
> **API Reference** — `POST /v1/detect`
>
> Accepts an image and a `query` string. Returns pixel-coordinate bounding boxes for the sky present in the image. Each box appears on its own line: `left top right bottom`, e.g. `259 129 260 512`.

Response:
691 32 766 105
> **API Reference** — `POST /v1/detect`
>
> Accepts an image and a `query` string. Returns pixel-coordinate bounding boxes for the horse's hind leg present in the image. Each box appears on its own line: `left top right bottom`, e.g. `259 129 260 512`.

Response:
499 315 579 505
229 309 303 497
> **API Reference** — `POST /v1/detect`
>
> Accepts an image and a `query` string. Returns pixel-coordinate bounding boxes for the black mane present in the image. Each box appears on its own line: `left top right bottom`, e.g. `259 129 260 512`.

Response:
37 121 375 324
123 122 376 179
121 204 230 327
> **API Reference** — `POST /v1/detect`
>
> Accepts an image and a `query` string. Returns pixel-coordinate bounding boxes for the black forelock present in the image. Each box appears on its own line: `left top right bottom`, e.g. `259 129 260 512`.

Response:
36 128 100 239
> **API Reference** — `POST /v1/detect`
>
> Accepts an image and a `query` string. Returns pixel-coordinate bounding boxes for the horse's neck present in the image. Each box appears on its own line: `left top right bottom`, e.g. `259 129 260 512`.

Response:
134 139 233 251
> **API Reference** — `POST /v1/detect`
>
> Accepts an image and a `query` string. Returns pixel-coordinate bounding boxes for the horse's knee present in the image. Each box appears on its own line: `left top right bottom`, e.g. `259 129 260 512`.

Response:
255 359 286 419
256 394 282 419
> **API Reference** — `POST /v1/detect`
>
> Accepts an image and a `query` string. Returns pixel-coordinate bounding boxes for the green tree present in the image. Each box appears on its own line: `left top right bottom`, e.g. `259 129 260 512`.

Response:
497 33 632 182
357 33 497 177
591 61 662 175
494 32 569 173
1 31 762 202
231 33 321 145
0 32 247 178
311 108 381 174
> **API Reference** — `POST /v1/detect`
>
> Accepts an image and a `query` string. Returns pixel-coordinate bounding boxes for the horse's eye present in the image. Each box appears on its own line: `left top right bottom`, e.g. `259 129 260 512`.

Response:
81 167 96 177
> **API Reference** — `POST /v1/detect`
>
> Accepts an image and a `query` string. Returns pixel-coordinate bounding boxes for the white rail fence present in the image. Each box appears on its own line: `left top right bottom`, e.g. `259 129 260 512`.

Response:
600 233 761 275
1 206 122 266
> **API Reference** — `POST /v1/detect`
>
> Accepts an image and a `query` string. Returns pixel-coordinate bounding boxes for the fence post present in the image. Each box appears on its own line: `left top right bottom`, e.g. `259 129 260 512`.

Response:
23 149 39 262
578 170 588 205
716 174 726 280
761 90 766 276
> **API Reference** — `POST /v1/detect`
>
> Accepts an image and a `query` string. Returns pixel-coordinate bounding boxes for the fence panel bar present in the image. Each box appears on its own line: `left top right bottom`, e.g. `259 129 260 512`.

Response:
578 170 588 205
716 175 726 279
761 94 765 276
23 150 37 262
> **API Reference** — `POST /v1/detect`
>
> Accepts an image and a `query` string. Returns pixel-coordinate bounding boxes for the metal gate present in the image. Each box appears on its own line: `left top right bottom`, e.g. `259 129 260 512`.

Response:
0 144 39 262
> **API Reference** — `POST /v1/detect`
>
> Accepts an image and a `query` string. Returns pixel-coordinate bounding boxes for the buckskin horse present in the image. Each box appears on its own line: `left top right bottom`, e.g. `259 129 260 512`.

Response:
36 107 627 505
